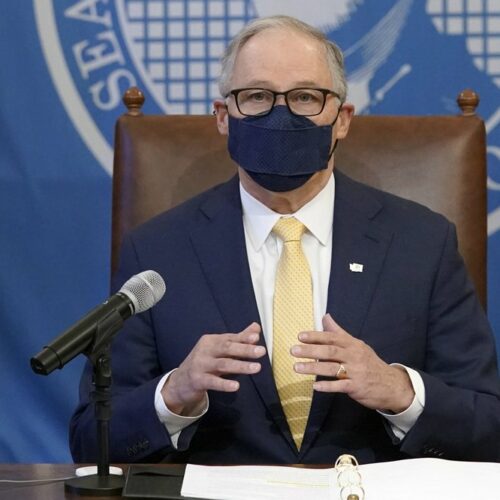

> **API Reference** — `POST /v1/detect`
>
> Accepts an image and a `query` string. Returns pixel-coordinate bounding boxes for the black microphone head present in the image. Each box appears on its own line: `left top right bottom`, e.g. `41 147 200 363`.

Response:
119 270 166 314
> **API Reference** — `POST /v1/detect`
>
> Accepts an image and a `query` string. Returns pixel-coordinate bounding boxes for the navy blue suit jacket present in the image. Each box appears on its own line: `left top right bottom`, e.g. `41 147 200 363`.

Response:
70 171 500 464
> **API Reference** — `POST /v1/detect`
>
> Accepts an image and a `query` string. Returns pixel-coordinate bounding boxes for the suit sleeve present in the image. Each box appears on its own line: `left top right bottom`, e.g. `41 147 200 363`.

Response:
400 222 500 461
69 233 201 463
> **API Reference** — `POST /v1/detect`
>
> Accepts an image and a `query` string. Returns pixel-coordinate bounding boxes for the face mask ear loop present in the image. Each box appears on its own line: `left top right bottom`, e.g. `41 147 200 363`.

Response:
329 139 339 159
326 103 344 160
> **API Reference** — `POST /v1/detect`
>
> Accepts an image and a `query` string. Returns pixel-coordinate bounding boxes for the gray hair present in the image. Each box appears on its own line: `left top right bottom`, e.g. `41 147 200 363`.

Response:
218 15 347 102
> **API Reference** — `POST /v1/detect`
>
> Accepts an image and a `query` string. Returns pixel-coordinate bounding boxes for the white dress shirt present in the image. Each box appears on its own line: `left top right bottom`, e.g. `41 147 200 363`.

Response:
155 174 425 446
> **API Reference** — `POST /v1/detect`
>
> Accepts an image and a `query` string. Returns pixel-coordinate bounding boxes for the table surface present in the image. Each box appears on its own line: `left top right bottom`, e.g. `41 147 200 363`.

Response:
0 463 133 500
0 462 319 499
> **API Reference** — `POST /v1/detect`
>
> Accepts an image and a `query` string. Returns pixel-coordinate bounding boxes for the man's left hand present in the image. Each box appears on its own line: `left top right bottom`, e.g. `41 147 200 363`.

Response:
292 314 414 414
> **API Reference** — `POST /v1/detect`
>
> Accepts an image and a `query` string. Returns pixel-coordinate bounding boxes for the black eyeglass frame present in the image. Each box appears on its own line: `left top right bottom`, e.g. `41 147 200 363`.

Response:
226 87 343 117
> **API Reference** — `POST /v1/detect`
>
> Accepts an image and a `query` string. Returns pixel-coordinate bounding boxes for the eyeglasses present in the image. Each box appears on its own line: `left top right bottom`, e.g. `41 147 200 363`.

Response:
227 87 341 117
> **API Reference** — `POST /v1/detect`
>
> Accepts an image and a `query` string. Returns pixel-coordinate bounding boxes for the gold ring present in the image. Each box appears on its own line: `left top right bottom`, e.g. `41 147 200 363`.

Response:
336 364 348 380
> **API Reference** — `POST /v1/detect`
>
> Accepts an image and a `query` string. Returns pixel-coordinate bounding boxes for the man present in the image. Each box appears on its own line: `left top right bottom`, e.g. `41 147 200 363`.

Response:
70 16 500 464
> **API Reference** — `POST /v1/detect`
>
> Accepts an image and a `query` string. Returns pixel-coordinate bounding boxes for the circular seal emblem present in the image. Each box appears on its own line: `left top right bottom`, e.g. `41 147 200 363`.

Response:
34 0 258 174
34 0 500 237
35 0 352 174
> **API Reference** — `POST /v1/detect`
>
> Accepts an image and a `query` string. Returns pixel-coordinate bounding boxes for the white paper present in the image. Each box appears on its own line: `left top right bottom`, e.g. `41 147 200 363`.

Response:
181 458 500 500
359 458 500 500
181 465 336 500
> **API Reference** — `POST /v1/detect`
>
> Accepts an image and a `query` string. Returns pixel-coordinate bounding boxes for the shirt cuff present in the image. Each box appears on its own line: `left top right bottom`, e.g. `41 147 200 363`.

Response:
378 364 426 440
154 369 209 449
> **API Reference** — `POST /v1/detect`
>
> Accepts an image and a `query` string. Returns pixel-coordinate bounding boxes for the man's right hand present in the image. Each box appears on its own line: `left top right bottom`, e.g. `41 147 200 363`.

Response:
161 322 265 416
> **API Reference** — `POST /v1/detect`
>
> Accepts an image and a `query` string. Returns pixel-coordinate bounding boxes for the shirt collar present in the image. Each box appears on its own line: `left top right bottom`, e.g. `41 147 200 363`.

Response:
240 174 335 251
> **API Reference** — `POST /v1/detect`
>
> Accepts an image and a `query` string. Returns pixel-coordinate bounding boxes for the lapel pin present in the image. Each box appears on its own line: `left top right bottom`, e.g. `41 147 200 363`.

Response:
349 262 364 273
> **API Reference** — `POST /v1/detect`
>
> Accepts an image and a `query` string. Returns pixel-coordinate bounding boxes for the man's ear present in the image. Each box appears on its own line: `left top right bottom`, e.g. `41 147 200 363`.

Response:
213 99 229 136
334 103 355 140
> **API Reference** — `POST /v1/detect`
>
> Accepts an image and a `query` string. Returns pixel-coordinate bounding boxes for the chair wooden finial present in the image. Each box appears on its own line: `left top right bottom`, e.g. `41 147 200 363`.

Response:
123 87 145 116
457 89 479 116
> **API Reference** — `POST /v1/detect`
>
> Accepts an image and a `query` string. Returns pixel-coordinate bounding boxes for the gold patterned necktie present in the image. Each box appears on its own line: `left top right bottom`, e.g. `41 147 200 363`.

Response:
272 216 315 450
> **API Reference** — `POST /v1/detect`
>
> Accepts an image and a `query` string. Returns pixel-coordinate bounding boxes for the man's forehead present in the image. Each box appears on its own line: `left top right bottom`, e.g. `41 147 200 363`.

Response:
238 26 324 55
231 28 332 87
239 78 322 88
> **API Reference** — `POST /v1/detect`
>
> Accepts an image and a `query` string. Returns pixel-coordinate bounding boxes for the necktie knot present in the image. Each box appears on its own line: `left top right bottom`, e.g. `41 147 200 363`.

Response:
273 217 306 243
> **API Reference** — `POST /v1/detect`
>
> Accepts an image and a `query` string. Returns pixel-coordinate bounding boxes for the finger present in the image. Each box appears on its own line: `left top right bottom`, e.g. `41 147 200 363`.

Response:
198 330 266 359
322 315 354 343
297 331 353 352
291 343 347 361
213 336 266 360
202 374 241 392
294 360 346 378
211 358 262 376
323 313 342 332
237 322 262 344
297 315 353 348
174 367 241 394
313 379 351 393
297 330 338 346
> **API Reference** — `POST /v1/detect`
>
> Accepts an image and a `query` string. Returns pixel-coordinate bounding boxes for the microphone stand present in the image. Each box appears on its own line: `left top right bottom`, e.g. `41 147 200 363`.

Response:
65 309 126 496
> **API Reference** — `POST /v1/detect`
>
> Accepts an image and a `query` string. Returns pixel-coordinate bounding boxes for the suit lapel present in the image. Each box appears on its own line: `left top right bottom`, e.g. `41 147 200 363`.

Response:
327 171 394 337
300 171 394 458
189 178 258 334
189 177 297 454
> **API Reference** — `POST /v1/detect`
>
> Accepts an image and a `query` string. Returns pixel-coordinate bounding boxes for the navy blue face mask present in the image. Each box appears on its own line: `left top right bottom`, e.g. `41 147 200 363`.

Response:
228 105 340 192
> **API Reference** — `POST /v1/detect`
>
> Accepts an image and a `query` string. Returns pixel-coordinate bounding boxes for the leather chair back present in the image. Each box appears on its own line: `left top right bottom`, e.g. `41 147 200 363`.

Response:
112 88 487 307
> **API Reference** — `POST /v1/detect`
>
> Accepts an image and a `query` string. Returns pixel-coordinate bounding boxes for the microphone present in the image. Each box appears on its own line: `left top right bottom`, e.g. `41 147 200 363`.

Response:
30 270 166 375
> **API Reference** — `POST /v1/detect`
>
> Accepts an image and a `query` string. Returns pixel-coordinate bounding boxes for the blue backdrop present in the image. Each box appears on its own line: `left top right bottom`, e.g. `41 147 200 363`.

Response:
1 0 499 462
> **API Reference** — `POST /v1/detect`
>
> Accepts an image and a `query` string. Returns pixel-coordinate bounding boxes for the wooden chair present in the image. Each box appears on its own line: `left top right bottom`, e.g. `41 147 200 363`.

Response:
112 87 487 307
